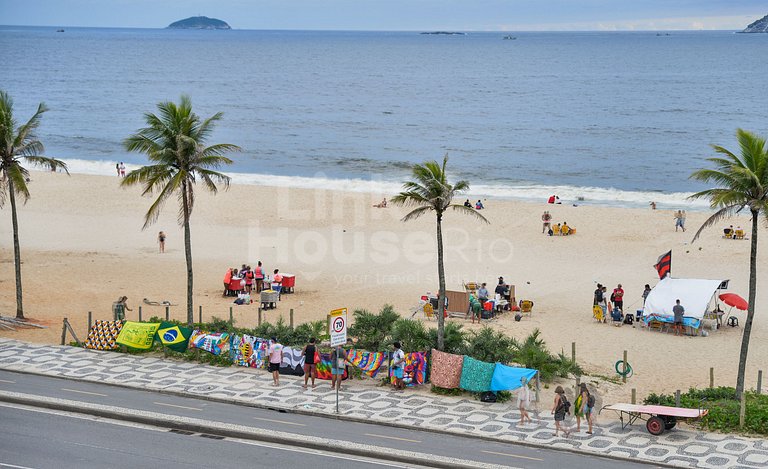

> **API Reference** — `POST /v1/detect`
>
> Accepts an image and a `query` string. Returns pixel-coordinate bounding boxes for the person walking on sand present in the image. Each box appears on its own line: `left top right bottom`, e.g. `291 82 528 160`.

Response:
157 231 166 253
116 162 120 177
391 341 405 391
642 284 652 305
673 299 685 336
541 210 552 234
575 383 594 434
301 338 318 389
119 162 126 178
268 337 283 386
674 210 685 232
517 377 533 426
551 386 571 437
330 346 347 390
680 210 687 231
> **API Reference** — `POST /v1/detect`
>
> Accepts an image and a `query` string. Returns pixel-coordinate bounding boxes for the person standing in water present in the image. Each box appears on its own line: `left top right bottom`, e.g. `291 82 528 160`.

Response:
158 231 166 253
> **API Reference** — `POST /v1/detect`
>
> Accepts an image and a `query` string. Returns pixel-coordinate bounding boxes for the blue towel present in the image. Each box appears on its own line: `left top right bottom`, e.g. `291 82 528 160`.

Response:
489 363 538 391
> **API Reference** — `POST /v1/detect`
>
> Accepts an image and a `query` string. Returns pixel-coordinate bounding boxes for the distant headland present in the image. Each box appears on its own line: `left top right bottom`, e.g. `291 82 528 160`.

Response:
742 14 768 33
167 16 231 30
420 31 466 35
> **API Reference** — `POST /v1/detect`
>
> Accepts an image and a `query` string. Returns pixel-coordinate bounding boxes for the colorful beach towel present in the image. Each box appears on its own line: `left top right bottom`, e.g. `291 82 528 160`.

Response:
346 349 386 377
188 330 229 355
489 363 537 392
156 321 192 352
390 351 427 386
429 349 464 389
459 356 495 392
230 334 267 368
115 321 160 350
316 352 348 380
279 346 305 375
84 320 124 351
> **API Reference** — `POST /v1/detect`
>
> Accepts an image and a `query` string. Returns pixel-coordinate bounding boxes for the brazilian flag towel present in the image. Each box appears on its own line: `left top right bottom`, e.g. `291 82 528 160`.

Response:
116 321 161 350
156 322 192 352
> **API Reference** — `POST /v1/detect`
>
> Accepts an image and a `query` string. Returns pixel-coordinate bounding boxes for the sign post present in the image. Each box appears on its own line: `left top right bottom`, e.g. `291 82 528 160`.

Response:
328 308 347 414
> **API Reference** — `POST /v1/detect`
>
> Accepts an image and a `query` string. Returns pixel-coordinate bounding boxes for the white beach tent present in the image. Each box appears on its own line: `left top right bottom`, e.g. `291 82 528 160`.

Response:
643 277 723 322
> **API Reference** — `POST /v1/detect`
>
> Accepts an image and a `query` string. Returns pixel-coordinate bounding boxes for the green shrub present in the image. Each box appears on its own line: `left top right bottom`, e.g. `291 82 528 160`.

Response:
510 329 581 381
348 304 400 350
389 318 432 351
464 326 517 363
429 322 466 354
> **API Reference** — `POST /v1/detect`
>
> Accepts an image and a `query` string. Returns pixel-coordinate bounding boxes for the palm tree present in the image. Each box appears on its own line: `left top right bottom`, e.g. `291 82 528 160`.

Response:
690 128 767 400
122 95 240 325
392 154 488 350
0 90 68 319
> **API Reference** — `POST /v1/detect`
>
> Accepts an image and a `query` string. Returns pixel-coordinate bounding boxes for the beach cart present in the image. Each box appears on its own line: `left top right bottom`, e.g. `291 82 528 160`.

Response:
260 290 279 309
600 403 708 435
281 274 295 293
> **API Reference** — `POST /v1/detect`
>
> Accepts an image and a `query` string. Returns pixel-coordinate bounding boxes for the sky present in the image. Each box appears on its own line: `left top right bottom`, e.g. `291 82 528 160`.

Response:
0 0 765 31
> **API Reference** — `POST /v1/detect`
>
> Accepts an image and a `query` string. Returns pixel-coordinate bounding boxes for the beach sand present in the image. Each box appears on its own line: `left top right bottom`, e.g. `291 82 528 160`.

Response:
1 171 766 406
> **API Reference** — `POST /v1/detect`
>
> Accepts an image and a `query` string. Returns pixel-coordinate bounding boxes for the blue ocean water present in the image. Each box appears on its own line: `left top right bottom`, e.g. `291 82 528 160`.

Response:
1 26 767 207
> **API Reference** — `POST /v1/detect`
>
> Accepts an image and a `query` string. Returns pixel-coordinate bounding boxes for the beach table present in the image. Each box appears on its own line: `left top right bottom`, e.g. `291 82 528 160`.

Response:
600 403 708 435
281 274 295 293
260 290 279 309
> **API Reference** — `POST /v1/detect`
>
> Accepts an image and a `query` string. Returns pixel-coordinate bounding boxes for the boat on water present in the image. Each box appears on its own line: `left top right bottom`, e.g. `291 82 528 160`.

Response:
503 35 516 40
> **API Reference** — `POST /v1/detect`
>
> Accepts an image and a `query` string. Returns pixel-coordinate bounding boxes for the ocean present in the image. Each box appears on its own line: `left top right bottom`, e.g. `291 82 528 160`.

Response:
2 26 767 209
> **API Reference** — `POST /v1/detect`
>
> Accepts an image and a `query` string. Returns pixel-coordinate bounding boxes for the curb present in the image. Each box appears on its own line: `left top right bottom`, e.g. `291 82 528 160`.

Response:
0 390 507 469
0 366 679 468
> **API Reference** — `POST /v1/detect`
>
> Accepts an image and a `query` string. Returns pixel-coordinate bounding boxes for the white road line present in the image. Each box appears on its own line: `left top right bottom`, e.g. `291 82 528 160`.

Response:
481 450 544 461
0 462 38 469
253 416 306 427
60 388 108 397
0 379 16 384
230 438 410 467
364 433 421 443
153 402 202 411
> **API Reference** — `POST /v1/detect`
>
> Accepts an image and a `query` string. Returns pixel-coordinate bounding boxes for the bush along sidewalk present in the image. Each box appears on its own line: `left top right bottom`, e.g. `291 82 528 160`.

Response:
644 387 768 436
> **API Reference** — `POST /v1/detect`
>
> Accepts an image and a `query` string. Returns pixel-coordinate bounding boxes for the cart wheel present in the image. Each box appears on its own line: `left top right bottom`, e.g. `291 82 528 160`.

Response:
663 416 677 430
646 416 665 435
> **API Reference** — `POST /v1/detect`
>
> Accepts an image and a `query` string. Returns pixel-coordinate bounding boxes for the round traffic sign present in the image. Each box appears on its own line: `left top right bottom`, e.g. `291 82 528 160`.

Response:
332 317 345 333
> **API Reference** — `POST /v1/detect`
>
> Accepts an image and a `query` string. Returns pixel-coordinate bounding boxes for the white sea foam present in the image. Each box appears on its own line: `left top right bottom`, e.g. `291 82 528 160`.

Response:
60 158 710 211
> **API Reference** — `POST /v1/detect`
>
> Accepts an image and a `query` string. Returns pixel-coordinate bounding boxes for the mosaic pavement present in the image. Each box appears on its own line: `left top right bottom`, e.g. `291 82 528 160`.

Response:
0 338 765 468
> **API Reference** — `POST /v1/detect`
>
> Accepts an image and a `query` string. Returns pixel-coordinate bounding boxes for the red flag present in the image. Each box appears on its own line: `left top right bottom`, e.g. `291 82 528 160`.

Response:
654 250 671 279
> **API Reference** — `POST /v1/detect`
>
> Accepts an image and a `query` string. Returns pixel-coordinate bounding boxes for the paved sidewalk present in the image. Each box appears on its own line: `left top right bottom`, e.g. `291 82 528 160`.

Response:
0 338 766 469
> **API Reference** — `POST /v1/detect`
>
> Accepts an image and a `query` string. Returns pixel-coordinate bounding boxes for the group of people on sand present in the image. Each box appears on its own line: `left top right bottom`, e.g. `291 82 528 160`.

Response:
463 199 485 210
542 211 575 236
223 262 282 295
674 210 687 232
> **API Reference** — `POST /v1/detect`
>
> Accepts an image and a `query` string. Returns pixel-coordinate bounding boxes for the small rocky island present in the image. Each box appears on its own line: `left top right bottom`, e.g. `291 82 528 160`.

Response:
742 14 768 33
167 16 231 30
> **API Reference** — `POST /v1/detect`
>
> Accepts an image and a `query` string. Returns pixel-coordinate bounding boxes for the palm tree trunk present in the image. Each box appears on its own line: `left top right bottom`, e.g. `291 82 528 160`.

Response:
736 209 759 400
181 181 194 326
436 214 446 351
7 179 24 320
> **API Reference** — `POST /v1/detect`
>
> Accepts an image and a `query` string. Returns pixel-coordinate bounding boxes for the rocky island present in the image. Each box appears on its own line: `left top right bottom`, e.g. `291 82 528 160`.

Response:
167 16 231 30
742 14 768 33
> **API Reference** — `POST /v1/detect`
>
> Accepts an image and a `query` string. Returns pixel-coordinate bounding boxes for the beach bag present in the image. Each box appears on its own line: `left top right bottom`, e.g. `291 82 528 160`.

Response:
559 394 571 414
610 292 616 303
480 391 497 403
623 314 634 325
595 289 603 303
587 393 595 408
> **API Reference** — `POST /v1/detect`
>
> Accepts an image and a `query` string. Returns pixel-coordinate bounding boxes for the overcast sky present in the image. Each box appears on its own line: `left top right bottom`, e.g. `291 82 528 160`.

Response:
0 0 765 31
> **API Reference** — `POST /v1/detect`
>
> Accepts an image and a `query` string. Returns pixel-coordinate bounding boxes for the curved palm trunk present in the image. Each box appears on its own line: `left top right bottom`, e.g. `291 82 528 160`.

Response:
436 214 446 351
7 179 24 320
181 181 194 326
736 209 759 400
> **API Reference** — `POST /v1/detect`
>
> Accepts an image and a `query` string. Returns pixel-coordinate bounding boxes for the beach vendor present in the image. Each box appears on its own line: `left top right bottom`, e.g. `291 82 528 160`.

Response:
391 342 405 391
112 296 132 321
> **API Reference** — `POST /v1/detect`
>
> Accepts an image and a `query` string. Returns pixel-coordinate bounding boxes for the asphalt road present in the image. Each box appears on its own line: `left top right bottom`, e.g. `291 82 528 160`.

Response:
0 370 661 469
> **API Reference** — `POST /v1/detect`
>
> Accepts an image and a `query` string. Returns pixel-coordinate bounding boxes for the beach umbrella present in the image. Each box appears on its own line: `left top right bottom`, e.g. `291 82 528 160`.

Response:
718 293 748 311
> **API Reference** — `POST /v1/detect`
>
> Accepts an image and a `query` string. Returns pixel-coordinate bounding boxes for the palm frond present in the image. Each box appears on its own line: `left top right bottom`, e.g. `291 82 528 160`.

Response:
691 204 742 243
449 204 490 223
5 163 30 202
23 155 69 173
401 206 433 222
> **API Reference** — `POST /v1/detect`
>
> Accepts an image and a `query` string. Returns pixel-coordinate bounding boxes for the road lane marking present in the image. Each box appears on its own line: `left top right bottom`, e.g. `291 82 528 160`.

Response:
481 450 543 461
253 416 306 427
232 438 409 467
364 433 421 443
153 402 202 411
0 463 38 469
0 379 16 384
61 388 108 397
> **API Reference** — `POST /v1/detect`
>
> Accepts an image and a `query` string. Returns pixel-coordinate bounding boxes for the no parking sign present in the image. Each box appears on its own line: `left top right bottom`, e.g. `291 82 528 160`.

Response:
328 308 347 347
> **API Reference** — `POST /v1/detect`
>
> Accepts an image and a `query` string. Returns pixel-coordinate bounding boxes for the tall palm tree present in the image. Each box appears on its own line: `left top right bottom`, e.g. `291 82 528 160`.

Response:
122 95 240 325
392 154 488 350
690 128 767 400
0 90 68 319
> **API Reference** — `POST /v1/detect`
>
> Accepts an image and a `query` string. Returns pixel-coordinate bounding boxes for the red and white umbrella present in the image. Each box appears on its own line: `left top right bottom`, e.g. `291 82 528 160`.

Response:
719 293 749 311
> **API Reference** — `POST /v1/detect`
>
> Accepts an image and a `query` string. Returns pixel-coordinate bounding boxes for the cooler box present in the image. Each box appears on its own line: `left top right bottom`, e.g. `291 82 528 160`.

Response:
281 274 295 293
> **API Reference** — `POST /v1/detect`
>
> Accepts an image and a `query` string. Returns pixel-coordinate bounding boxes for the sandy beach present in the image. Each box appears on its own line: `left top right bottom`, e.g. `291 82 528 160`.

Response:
1 171 765 404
